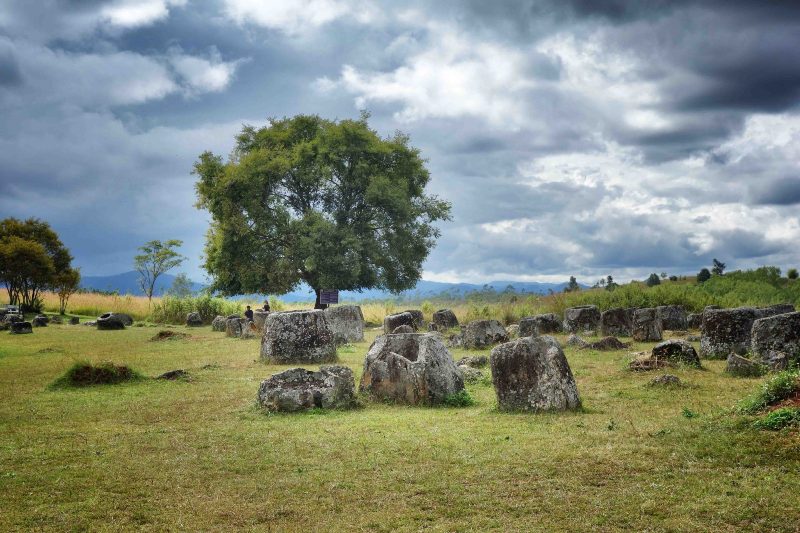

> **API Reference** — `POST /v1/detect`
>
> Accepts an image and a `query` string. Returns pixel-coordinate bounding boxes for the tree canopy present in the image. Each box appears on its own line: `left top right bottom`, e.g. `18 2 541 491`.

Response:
134 240 185 303
193 114 451 307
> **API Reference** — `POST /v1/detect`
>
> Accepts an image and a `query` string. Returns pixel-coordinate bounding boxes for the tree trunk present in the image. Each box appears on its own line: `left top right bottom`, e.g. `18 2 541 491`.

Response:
313 288 327 310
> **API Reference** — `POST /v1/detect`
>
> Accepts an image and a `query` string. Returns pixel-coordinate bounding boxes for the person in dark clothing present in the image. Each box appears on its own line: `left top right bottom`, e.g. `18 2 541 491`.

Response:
263 301 270 312
244 305 254 321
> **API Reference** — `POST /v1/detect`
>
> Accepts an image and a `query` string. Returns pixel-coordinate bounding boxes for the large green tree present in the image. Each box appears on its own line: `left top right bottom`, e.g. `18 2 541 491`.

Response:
0 217 74 312
194 114 451 308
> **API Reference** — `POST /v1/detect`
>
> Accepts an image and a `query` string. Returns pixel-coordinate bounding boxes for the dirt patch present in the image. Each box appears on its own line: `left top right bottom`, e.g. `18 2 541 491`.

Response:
37 347 65 354
157 369 191 381
629 357 675 372
150 330 189 342
768 390 800 411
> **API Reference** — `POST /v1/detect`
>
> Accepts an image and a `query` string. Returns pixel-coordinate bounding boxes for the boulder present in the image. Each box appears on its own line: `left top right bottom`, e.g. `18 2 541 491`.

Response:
462 319 508 349
186 312 203 327
258 366 356 412
725 353 765 377
96 313 125 330
600 307 633 337
657 305 687 331
323 305 364 343
393 325 414 334
686 313 702 330
383 312 416 334
240 323 257 339
225 317 247 338
101 313 133 326
567 334 588 348
505 324 520 339
49 315 63 325
651 339 701 367
403 310 425 330
9 321 32 334
3 314 22 324
211 315 227 332
458 365 484 384
760 350 791 372
456 355 489 368
359 333 464 405
700 307 757 359
632 308 663 342
260 310 337 364
754 303 796 319
648 375 682 387
519 313 562 337
431 309 459 331
31 315 49 327
583 336 630 351
563 305 601 334
253 309 270 331
490 336 581 412
751 312 800 369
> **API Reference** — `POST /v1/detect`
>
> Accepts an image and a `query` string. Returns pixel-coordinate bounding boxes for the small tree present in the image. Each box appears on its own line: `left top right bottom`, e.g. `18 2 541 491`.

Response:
669 275 678 281
712 258 726 276
605 275 617 292
168 273 195 298
53 268 81 314
134 240 185 304
564 276 580 292
788 268 798 280
645 273 661 287
697 268 711 283
660 272 668 279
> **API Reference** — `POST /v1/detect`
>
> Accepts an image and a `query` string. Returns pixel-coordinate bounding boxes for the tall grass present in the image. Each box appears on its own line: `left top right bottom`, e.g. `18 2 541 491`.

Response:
1 289 152 320
150 295 243 325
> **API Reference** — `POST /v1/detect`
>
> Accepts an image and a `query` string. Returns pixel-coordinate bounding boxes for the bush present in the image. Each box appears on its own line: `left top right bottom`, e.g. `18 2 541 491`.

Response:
753 407 800 431
442 390 475 407
149 294 242 325
645 273 661 287
738 371 799 414
50 361 143 388
788 268 799 280
697 268 711 283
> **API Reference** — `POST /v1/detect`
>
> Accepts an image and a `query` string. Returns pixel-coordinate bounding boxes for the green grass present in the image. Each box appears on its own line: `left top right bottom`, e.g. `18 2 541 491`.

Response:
737 370 800 414
1 326 799 531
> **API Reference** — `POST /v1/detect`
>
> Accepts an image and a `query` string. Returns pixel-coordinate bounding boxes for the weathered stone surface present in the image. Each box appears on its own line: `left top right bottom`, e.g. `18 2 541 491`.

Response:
462 319 508 349
211 315 227 332
97 313 125 330
760 350 791 372
458 365 484 384
754 303 796 319
31 315 49 327
649 374 681 386
240 323 257 339
456 355 489 368
393 325 414 334
10 321 32 334
687 313 702 330
567 334 588 348
725 354 765 377
101 313 133 326
49 315 63 324
751 312 800 368
583 336 630 351
652 339 701 367
563 305 601 333
186 312 203 327
324 305 364 343
700 307 757 359
359 333 464 405
253 310 270 331
600 307 633 337
519 313 563 337
258 366 356 412
225 317 247 338
383 312 416 334
632 308 663 342
505 324 520 338
403 310 425 330
3 314 23 324
490 336 581 412
656 305 687 331
260 310 337 364
431 309 459 331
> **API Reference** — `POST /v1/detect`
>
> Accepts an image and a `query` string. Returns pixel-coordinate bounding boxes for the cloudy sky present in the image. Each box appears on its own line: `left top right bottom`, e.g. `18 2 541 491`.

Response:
1 1 800 286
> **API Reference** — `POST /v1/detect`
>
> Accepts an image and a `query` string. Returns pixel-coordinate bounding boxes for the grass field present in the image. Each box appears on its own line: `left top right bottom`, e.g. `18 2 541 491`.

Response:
1 322 799 531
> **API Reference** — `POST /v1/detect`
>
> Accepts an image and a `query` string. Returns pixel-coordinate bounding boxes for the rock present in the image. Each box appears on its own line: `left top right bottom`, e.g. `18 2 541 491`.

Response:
686 313 702 330
324 305 364 344
456 355 489 368
648 375 682 387
725 354 765 377
211 315 227 332
96 313 125 330
383 312 416 334
240 323 257 339
583 336 630 351
600 307 633 337
490 336 581 412
760 350 791 372
101 313 133 326
258 366 356 412
49 315 63 325
754 303 796 319
260 310 337 364
567 334 588 348
186 312 203 327
656 305 687 331
651 339 701 367
31 315 49 327
431 309 459 331
253 309 270 331
9 321 32 334
83 321 96 327
686 334 701 342
359 333 464 405
393 325 414 334
158 369 190 380
700 307 757 359
3 314 22 324
505 324 520 338
225 317 246 337
632 308 663 342
519 313 563 337
563 305 601 334
751 311 800 369
462 319 508 349
446 331 464 348
403 310 425 330
458 365 484 384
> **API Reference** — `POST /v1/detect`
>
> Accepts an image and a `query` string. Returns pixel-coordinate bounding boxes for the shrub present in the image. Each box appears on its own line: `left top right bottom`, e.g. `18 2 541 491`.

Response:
737 371 800 414
753 407 800 431
442 390 475 407
788 268 799 280
645 273 661 287
50 361 143 388
697 268 711 283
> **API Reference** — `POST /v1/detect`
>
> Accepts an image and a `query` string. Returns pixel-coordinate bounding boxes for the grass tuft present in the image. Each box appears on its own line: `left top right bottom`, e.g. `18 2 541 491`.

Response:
737 371 800 414
50 361 144 389
753 407 800 431
441 389 475 407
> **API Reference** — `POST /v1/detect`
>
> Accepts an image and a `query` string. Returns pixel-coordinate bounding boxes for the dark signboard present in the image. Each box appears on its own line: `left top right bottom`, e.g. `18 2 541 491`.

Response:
320 289 339 305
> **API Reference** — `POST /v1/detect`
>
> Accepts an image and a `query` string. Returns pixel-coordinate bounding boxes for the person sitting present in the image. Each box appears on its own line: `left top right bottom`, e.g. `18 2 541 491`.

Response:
244 305 254 322
262 301 270 312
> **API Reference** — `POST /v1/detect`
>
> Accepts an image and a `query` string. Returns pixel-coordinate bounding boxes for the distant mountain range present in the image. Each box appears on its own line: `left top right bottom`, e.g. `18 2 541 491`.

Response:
80 271 582 302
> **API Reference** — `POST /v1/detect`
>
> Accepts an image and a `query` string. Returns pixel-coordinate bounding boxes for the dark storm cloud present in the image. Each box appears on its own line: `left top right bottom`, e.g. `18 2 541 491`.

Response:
0 40 21 86
751 177 800 206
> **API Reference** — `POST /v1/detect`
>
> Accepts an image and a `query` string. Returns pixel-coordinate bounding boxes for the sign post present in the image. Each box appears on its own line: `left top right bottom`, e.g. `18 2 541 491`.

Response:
320 289 339 306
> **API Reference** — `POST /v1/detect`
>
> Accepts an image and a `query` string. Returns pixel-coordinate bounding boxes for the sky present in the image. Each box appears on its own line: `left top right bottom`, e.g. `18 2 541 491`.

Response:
1 0 799 286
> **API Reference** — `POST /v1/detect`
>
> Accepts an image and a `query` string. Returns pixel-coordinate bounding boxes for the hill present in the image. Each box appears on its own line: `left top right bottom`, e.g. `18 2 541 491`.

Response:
80 271 204 297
